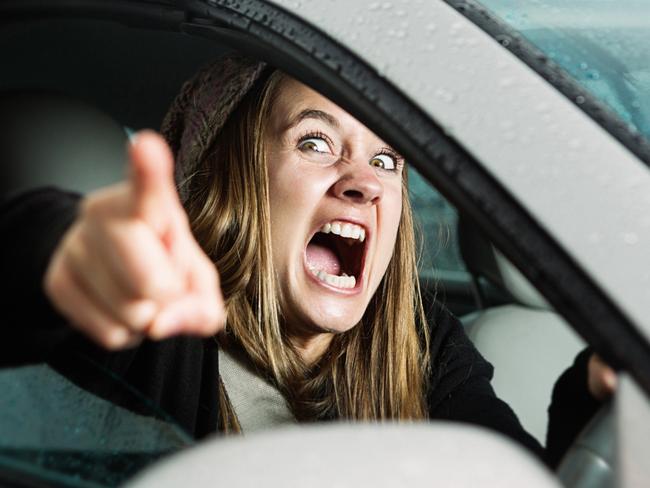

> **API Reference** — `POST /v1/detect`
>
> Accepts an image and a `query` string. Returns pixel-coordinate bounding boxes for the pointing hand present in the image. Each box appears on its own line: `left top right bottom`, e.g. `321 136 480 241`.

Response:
44 131 225 349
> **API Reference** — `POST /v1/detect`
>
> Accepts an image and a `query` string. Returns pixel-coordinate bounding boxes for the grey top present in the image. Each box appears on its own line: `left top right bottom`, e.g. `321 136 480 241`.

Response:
218 347 297 433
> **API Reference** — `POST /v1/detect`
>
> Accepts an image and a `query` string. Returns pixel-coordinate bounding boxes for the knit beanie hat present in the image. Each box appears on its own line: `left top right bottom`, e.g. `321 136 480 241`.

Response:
160 53 269 201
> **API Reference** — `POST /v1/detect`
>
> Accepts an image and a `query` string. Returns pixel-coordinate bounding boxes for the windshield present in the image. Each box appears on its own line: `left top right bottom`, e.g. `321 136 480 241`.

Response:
477 0 650 143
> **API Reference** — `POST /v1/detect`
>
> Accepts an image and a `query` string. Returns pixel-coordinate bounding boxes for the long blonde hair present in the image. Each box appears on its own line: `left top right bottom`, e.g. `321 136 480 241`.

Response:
184 71 430 431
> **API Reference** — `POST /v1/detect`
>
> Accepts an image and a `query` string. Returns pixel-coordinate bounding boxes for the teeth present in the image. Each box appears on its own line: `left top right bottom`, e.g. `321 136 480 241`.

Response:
325 274 339 287
319 221 366 243
308 266 356 289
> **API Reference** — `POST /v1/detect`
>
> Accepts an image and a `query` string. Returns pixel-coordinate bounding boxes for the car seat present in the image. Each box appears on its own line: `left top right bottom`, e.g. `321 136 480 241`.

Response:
0 91 127 198
458 217 585 445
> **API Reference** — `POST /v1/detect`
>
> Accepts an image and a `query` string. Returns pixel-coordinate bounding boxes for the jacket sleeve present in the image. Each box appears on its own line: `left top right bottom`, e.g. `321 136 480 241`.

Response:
426 304 603 468
1 187 82 365
426 304 545 459
0 187 220 438
545 347 600 468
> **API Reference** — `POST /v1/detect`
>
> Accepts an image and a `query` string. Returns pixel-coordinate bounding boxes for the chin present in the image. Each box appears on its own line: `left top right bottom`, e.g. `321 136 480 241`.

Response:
290 300 367 336
311 301 369 333
313 318 361 335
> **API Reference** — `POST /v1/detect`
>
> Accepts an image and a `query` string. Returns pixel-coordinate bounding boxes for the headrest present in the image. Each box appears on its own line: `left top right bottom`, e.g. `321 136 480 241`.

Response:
0 92 126 197
458 216 549 310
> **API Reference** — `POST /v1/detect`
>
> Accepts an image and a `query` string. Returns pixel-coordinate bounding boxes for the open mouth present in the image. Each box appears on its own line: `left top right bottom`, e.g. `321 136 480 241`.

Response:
305 221 367 290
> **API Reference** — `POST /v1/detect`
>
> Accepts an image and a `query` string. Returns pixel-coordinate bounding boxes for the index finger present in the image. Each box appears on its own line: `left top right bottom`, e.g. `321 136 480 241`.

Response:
128 130 182 235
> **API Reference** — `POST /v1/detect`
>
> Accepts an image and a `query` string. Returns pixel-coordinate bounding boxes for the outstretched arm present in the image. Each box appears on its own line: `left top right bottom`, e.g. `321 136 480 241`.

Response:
43 131 225 349
2 131 226 363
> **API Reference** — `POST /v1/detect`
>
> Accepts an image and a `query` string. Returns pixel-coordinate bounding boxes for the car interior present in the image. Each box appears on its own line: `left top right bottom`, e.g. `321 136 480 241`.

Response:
0 11 616 488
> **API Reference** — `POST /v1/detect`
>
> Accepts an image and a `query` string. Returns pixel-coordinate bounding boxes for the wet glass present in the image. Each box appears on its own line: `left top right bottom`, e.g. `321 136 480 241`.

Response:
409 168 466 277
0 361 193 487
478 0 650 142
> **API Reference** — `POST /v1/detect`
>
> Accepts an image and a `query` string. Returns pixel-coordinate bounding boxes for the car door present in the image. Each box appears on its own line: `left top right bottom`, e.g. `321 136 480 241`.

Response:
184 0 650 485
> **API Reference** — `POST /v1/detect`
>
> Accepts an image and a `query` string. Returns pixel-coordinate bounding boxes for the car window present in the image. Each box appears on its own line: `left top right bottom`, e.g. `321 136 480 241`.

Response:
478 0 650 142
0 361 193 487
409 166 467 279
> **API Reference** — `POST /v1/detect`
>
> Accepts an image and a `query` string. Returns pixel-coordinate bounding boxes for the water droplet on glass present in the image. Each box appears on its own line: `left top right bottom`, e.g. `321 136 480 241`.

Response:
587 70 600 80
576 95 586 104
579 61 589 70
434 88 456 104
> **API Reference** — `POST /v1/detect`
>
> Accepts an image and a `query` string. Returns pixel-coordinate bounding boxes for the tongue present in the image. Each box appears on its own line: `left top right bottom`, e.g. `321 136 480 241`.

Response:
306 242 341 276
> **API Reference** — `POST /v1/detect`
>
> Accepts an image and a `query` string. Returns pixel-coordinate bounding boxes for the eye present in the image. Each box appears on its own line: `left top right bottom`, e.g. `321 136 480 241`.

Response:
298 136 330 154
369 153 397 170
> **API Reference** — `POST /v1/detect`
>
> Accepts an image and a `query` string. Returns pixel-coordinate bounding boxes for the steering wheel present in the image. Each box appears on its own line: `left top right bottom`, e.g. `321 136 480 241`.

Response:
556 401 614 488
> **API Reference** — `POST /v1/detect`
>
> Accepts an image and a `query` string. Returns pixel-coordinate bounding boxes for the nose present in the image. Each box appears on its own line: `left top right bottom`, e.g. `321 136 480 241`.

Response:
331 158 383 205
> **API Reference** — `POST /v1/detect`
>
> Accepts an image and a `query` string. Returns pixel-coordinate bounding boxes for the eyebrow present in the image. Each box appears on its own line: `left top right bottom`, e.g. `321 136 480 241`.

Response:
288 109 340 130
284 107 403 160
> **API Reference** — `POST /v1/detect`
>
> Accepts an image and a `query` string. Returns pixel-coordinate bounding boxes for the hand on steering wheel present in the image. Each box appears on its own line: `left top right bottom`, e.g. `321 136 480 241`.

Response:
587 353 617 401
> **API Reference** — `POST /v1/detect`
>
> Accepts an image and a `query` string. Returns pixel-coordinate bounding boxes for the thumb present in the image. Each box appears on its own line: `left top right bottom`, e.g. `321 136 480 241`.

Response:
128 130 182 235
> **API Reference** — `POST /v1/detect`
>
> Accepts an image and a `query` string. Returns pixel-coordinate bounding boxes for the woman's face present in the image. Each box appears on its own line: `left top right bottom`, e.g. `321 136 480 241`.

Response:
265 77 403 348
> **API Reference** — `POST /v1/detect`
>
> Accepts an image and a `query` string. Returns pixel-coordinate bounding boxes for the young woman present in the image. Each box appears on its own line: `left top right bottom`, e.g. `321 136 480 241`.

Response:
1 54 613 465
